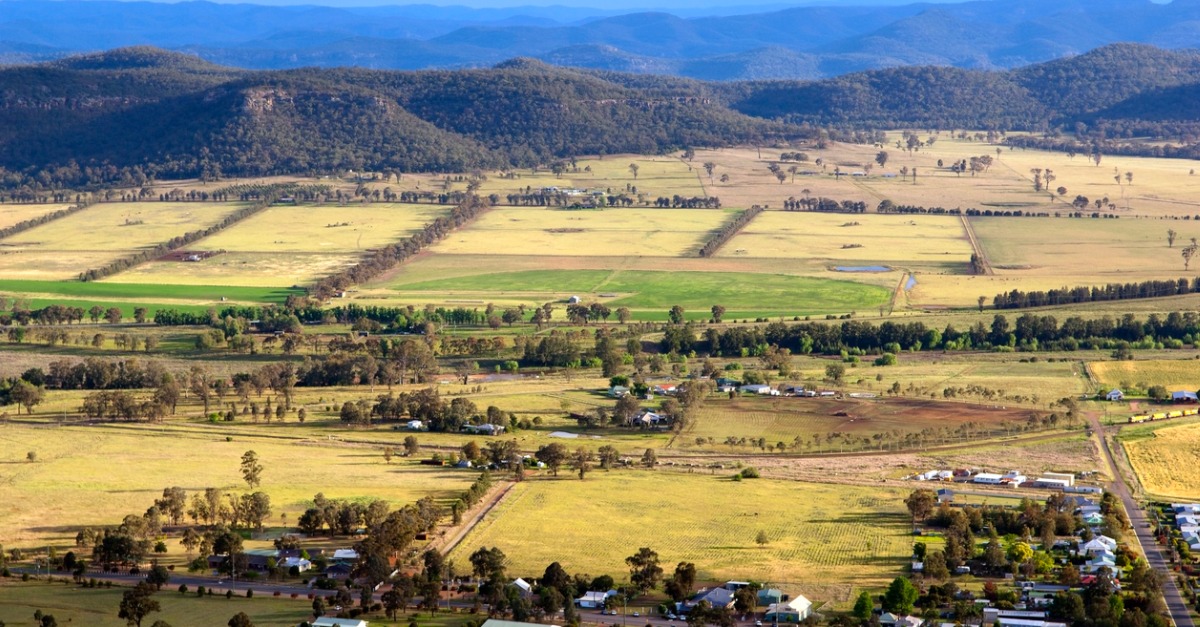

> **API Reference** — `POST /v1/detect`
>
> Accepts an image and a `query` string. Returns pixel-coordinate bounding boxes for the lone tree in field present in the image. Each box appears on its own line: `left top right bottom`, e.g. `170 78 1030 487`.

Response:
118 582 161 627
11 379 44 415
710 305 726 323
571 447 595 480
626 547 663 593
1168 229 1178 248
904 489 936 523
628 163 639 179
755 530 769 547
703 162 716 183
875 151 889 168
535 443 568 476
668 305 685 324
977 295 987 312
1183 239 1199 270
240 450 263 489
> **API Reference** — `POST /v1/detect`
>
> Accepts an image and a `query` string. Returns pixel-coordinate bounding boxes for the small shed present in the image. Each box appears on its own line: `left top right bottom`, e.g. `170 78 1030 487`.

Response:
1173 391 1199 403
1106 389 1124 401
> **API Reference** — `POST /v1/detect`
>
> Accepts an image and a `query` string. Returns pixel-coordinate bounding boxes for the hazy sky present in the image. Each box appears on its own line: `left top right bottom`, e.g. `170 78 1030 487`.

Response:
96 0 975 8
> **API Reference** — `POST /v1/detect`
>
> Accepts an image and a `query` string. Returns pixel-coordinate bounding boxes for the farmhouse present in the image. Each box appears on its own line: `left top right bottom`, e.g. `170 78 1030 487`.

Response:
510 578 534 599
608 386 631 398
1106 389 1124 401
462 423 505 435
576 590 618 608
739 384 778 396
764 595 813 623
682 587 735 612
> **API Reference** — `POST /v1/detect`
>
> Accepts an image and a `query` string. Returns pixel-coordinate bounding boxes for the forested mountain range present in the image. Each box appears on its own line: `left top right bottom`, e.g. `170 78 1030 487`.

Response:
4 0 1200 80
6 43 1200 192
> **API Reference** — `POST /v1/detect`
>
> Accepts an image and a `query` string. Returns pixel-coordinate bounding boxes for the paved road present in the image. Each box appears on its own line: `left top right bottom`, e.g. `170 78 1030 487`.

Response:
1089 414 1194 627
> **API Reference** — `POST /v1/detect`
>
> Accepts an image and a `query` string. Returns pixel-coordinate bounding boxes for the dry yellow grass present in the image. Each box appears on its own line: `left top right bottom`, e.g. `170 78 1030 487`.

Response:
427 206 733 257
1089 359 1200 392
1123 422 1200 499
0 422 476 547
0 203 71 230
0 202 248 280
115 203 448 287
450 471 911 598
718 211 971 270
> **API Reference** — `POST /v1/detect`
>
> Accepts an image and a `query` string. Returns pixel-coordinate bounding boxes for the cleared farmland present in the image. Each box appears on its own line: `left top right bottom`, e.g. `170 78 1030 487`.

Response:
717 211 972 273
684 396 1046 451
427 206 731 257
115 203 449 286
0 422 476 546
0 202 248 280
391 268 891 318
1123 421 1200 499
0 203 71 230
449 471 911 594
1090 359 1200 393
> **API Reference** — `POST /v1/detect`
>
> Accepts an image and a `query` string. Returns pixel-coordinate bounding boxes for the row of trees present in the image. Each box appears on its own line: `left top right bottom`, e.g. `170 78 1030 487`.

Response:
310 195 489 300
79 197 278 282
698 206 764 257
992 278 1200 309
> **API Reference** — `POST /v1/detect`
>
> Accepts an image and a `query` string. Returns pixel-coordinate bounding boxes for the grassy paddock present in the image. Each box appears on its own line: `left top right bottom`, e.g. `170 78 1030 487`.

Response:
0 204 72 230
449 471 911 594
0 202 249 280
0 422 476 547
1122 420 1200 499
392 268 891 318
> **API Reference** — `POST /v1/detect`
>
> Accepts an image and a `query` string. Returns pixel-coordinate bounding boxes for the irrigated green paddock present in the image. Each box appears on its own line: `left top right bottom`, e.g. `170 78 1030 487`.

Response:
391 268 891 319
450 471 911 596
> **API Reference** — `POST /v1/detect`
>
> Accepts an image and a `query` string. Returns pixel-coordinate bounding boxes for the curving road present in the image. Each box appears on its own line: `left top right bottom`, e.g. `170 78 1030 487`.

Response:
1089 414 1193 627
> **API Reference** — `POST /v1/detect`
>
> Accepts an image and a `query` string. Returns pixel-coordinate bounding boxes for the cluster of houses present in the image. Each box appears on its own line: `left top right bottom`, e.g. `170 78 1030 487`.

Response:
566 580 814 624
910 469 1102 494
1105 387 1199 403
1170 503 1200 552
205 547 366 582
608 380 836 399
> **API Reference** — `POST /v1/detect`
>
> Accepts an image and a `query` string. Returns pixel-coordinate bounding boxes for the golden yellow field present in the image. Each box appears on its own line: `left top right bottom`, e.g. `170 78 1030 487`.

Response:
474 155 706 200
0 203 71 230
1090 359 1200 392
0 202 248 280
0 422 476 546
427 206 733 257
1123 422 1200 498
115 203 448 287
450 471 910 598
718 211 971 270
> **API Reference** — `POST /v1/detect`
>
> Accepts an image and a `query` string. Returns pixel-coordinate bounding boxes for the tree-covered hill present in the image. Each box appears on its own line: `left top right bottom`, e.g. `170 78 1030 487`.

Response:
0 50 795 189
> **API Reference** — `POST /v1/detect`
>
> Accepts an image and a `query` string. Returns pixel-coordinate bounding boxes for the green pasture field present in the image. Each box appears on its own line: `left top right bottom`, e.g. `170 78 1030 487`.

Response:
449 471 911 597
717 211 972 272
427 206 732 258
1121 420 1200 499
0 581 320 627
1089 358 1200 394
0 203 71 230
0 422 477 547
0 202 248 280
0 279 300 304
390 268 891 319
116 203 449 287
